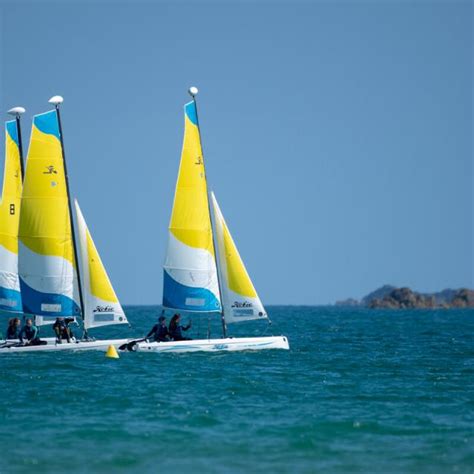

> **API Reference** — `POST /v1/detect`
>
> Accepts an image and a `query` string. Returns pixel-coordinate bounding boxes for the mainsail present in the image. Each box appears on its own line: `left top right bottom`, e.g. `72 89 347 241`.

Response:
211 193 267 323
18 110 81 321
74 200 127 329
0 120 23 313
163 101 221 312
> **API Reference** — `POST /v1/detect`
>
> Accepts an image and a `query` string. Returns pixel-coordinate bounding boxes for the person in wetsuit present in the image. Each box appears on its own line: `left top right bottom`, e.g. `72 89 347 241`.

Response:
146 315 170 342
52 317 75 343
6 317 21 339
19 319 45 345
168 314 192 341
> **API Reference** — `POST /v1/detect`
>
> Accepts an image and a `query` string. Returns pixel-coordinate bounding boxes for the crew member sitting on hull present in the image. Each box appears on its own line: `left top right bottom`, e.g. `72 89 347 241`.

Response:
6 317 21 339
168 314 192 341
52 317 75 343
19 319 46 346
146 315 170 342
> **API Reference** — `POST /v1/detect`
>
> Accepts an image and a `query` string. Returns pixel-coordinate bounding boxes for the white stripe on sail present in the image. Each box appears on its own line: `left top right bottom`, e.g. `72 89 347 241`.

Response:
0 245 20 292
164 232 221 294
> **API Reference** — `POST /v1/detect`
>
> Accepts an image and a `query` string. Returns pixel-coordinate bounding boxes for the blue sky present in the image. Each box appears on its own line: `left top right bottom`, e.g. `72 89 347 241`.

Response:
0 1 472 304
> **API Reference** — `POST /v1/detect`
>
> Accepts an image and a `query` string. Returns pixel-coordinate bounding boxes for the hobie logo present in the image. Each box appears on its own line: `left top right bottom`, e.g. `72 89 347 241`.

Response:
231 301 253 308
43 165 58 175
194 156 203 165
93 305 114 313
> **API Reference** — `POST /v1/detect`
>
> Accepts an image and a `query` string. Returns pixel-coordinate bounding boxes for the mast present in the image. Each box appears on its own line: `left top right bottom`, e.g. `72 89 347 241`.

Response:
48 96 86 333
7 107 26 179
188 86 228 338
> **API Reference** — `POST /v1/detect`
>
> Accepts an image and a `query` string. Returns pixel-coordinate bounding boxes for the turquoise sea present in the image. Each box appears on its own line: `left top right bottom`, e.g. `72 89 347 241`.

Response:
0 306 473 473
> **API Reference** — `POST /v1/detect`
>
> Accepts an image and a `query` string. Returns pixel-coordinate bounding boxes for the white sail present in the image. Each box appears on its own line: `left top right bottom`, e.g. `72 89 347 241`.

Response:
75 200 128 329
211 193 267 324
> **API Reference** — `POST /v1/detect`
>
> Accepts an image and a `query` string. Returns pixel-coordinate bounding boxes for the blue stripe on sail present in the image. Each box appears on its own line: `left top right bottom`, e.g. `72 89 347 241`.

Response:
19 278 80 317
0 286 22 312
185 101 198 126
6 120 19 148
33 111 60 140
163 270 221 312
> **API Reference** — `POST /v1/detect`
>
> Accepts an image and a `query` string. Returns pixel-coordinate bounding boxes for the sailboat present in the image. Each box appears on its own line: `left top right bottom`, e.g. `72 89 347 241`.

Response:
129 88 289 353
1 97 131 353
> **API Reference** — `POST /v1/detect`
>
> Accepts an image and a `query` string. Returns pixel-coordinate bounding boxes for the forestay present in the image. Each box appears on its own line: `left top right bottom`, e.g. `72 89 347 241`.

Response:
18 111 81 323
163 101 221 313
75 200 128 329
210 193 267 324
0 121 23 313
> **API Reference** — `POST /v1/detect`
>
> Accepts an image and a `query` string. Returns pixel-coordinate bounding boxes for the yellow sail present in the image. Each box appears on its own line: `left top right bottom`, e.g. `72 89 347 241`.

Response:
163 100 221 312
0 121 22 253
0 120 23 312
221 220 257 298
86 228 118 302
169 102 214 251
18 110 81 318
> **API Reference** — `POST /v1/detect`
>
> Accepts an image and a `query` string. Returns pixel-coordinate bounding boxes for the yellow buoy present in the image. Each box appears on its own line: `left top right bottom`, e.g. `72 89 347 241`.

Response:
105 344 119 359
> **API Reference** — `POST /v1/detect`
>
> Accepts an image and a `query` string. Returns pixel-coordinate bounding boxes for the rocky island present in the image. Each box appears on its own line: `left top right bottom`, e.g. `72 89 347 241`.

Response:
336 285 474 309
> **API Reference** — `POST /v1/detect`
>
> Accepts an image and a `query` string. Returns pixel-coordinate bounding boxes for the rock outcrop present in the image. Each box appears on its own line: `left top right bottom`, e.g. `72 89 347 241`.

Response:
368 287 474 309
334 285 474 309
450 289 474 308
361 285 395 306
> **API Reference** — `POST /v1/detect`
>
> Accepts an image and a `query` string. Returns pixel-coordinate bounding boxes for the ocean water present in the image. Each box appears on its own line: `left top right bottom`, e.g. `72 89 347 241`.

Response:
0 306 473 474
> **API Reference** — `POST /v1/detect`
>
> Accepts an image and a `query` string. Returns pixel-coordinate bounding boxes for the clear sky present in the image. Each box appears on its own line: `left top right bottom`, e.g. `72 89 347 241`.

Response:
0 1 472 305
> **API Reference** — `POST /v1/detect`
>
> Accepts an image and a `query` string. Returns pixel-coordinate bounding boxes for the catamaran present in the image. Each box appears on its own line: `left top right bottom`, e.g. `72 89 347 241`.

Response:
0 97 131 353
126 88 289 353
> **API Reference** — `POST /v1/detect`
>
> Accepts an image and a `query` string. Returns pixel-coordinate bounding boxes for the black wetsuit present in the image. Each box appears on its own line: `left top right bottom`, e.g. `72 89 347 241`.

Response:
147 324 169 342
6 326 20 339
19 325 45 345
169 324 191 341
53 318 74 343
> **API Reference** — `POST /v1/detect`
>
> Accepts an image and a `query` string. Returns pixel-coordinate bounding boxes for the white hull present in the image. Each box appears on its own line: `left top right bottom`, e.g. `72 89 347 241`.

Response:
127 336 289 353
0 338 131 354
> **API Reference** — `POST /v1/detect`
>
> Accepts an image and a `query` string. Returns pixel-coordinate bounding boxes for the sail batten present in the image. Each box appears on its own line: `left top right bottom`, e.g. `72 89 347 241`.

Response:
211 193 267 324
18 110 81 320
162 101 221 313
0 120 23 313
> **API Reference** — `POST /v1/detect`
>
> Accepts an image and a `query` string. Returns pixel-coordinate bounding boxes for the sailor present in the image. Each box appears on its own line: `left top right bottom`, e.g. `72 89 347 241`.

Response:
6 317 21 339
168 314 192 341
19 318 45 345
146 315 170 342
52 317 75 343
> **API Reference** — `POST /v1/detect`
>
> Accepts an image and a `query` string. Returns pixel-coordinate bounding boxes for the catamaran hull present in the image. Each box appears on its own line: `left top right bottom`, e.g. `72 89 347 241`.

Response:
0 338 131 354
127 336 289 353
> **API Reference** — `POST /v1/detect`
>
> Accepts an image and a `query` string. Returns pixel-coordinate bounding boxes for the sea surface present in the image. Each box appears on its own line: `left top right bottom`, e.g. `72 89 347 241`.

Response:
0 306 473 473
